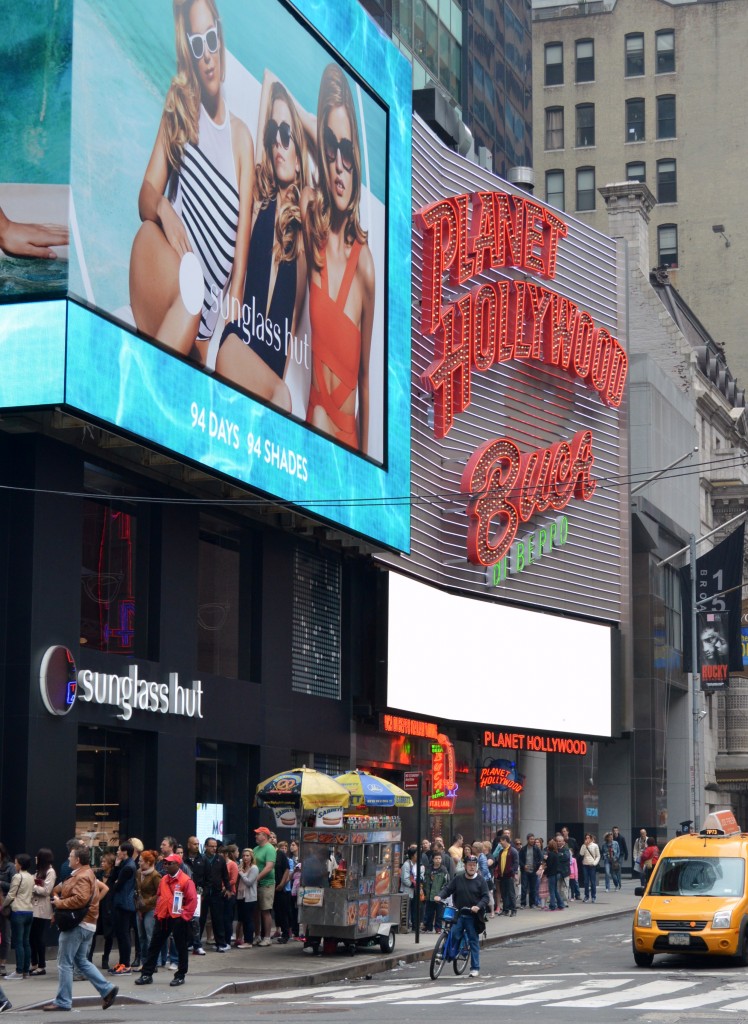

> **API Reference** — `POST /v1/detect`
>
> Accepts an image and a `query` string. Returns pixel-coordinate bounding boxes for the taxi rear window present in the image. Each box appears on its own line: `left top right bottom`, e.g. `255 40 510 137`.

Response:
651 857 745 897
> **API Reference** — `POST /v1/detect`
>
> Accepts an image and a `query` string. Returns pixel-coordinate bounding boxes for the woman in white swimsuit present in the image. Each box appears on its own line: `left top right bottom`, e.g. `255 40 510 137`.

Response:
129 0 253 363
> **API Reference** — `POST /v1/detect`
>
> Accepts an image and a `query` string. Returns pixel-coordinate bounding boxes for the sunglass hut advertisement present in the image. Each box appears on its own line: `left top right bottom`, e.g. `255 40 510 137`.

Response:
29 0 411 551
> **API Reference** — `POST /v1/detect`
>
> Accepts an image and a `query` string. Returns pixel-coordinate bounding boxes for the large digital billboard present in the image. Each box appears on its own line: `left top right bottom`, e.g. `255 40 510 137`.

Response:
0 1 412 552
387 571 613 737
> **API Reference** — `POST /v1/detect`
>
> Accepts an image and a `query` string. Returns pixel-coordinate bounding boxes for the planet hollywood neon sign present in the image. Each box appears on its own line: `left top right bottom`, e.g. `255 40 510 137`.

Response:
415 191 628 567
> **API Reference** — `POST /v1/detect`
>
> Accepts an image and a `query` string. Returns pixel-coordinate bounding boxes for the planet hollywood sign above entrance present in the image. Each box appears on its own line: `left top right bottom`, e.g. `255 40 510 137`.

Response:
414 191 628 567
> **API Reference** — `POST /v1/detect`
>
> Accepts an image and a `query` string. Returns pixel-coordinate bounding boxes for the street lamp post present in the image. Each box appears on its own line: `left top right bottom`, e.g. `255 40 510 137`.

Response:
658 509 747 828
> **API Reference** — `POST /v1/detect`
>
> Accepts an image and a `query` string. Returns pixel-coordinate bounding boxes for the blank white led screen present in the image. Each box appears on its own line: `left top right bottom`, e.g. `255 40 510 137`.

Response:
387 573 612 737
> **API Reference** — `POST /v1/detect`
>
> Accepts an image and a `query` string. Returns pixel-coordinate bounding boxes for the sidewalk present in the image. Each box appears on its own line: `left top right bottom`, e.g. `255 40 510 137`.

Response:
8 881 639 1011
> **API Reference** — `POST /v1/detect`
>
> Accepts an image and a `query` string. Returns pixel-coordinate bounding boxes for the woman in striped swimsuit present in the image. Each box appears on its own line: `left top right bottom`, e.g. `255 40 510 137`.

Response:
129 0 254 363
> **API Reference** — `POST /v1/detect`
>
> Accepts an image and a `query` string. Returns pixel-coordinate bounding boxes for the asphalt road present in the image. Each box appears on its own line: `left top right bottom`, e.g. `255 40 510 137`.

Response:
26 916 748 1023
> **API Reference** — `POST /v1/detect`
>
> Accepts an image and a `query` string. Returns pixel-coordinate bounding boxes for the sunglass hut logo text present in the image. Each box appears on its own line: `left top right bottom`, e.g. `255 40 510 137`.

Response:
415 191 628 567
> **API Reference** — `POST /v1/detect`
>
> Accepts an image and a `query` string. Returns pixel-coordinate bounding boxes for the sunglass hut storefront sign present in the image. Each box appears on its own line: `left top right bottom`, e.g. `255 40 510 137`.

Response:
414 191 628 569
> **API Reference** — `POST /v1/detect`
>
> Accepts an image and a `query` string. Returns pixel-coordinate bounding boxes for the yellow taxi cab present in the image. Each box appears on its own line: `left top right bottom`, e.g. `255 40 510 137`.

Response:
632 810 748 967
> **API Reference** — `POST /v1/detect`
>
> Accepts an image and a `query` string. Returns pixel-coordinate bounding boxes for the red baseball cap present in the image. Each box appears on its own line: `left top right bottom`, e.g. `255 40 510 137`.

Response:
164 854 182 864
254 827 271 836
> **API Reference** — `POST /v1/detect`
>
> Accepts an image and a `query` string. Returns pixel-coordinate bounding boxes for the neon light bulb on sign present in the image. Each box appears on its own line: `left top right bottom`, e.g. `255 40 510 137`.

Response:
461 429 596 566
414 191 628 438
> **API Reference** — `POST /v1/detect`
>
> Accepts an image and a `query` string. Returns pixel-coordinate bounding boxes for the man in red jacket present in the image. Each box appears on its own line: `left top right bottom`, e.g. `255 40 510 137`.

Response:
134 855 197 988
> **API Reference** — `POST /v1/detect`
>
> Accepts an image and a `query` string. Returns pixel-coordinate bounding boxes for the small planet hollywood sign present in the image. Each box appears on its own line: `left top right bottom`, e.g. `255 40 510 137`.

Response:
414 191 628 568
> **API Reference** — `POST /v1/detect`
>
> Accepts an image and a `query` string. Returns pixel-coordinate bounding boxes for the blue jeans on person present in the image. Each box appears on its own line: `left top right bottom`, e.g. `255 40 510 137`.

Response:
158 933 178 966
583 864 597 900
521 870 538 907
10 912 32 973
137 910 154 960
548 875 565 910
450 913 480 971
54 925 115 1010
604 860 621 890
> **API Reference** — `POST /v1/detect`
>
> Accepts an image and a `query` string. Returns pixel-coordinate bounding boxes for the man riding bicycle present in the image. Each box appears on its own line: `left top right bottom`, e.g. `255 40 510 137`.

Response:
434 854 489 977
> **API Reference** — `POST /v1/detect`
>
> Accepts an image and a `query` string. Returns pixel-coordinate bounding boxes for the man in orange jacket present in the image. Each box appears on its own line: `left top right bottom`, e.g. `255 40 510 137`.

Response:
134 855 197 988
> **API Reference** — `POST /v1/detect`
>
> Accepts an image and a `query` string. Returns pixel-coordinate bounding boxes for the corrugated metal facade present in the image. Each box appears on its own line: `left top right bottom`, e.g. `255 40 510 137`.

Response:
378 117 628 625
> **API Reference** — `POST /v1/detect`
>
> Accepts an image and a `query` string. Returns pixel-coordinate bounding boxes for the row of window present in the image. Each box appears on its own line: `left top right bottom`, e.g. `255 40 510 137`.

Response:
82 500 343 698
545 96 676 149
545 161 677 211
545 166 679 265
545 30 675 86
393 0 463 103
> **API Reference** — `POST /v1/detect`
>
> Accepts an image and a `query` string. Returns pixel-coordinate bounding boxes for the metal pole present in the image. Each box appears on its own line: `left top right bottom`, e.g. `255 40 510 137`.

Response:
657 509 747 568
690 534 702 829
414 774 422 943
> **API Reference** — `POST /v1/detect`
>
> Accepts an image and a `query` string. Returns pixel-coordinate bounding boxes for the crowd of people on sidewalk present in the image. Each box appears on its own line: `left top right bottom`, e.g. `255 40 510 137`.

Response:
401 824 653 941
0 826 302 1012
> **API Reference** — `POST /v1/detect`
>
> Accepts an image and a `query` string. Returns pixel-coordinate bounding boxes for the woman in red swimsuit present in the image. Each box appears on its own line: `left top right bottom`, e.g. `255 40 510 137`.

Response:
302 64 375 454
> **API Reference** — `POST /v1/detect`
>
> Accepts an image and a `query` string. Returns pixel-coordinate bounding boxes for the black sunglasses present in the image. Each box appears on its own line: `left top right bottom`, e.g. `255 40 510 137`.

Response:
265 119 293 152
324 126 354 172
187 26 219 61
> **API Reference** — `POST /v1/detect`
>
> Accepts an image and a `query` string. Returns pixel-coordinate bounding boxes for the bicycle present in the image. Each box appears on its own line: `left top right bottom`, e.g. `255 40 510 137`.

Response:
429 906 477 979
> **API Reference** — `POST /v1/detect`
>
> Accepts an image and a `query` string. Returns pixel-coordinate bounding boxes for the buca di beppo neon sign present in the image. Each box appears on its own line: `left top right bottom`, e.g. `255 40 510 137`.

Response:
414 191 628 567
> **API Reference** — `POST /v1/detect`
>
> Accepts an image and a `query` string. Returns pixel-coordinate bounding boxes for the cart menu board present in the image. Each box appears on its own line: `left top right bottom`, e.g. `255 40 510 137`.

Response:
301 829 401 844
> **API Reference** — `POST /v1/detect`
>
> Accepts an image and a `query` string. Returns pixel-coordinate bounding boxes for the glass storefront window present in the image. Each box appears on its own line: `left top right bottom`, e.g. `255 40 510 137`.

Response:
195 739 247 846
76 725 129 864
81 501 137 654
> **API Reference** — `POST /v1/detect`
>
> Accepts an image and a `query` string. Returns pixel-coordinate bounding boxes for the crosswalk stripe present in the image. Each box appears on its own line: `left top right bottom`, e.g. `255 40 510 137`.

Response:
632 990 747 1011
546 979 695 1007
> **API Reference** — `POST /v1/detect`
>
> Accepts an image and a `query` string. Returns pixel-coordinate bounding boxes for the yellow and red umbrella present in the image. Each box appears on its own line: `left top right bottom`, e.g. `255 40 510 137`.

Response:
254 766 350 810
335 769 413 808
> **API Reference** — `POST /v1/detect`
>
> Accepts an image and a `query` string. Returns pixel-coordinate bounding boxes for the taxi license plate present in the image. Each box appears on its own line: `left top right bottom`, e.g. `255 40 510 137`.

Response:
668 932 690 946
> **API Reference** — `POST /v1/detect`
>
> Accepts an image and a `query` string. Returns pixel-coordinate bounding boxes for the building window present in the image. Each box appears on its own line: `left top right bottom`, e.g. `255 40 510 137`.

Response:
625 33 644 76
197 517 240 678
414 0 438 77
626 98 645 142
576 166 595 211
575 39 594 83
626 161 646 182
657 159 677 203
81 502 137 655
545 106 564 150
292 548 341 699
398 0 462 103
657 94 676 138
576 103 595 147
658 224 678 268
545 42 563 86
656 29 675 74
656 564 682 653
546 170 565 210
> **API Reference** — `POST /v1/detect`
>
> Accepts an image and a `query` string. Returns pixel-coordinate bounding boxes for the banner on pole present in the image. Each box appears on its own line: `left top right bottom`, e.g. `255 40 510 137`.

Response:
680 524 744 676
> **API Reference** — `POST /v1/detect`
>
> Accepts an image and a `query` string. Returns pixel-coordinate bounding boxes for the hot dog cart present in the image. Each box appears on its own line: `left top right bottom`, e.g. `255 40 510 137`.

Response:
298 812 402 955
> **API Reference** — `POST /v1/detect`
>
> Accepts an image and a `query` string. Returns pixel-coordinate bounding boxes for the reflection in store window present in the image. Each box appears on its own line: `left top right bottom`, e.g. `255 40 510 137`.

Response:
81 502 136 653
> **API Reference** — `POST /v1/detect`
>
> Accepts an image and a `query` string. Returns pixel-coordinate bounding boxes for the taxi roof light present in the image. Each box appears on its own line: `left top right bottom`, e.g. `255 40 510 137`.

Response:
699 810 742 838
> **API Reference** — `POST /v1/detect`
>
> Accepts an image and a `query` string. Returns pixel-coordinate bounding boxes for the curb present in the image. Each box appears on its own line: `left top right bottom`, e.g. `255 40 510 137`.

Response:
15 902 636 1009
205 904 636 998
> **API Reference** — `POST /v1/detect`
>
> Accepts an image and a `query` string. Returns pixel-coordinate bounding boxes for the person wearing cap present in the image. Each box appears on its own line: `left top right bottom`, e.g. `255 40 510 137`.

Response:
434 854 489 978
253 828 276 947
134 855 197 989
